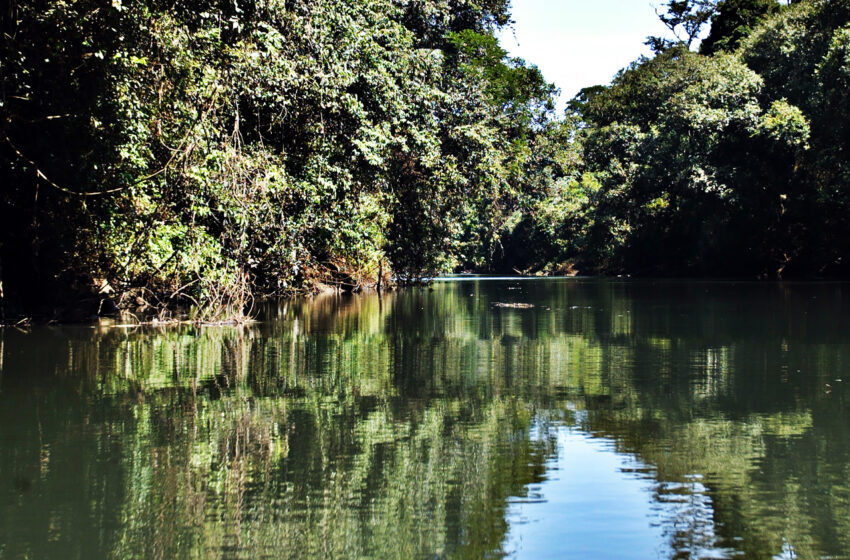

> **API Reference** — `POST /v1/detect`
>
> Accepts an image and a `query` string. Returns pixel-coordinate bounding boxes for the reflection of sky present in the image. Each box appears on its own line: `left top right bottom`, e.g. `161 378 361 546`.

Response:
496 0 676 112
503 427 722 559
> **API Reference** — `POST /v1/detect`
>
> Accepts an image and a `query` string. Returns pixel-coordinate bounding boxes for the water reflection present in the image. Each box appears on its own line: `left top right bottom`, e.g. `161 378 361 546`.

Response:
1 280 849 559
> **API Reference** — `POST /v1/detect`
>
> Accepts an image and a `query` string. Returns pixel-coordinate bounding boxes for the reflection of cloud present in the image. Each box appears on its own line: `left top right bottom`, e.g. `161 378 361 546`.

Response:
653 476 731 558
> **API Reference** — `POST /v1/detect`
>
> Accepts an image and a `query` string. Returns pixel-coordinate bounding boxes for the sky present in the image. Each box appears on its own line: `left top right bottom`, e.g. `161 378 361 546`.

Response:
496 1 675 112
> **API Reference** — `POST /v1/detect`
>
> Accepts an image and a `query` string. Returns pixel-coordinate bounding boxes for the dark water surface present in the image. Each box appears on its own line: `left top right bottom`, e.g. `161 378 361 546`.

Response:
2 279 850 559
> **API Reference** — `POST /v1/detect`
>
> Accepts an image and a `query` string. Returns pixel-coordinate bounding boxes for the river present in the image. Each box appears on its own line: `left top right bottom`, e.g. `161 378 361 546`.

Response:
1 278 849 559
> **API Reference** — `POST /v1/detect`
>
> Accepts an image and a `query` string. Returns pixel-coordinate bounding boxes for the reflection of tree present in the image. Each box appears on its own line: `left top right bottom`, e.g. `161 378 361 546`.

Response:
1 280 849 558
0 316 561 558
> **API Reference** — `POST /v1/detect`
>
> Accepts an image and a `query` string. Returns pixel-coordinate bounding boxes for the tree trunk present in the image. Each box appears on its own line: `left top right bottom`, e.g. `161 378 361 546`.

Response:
0 247 4 323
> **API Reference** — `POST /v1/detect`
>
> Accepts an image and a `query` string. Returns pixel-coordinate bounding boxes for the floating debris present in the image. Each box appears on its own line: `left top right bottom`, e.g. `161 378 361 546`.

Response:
492 302 535 309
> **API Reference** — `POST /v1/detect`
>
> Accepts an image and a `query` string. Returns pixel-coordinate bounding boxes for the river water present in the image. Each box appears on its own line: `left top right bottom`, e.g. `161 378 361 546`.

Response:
1 278 849 559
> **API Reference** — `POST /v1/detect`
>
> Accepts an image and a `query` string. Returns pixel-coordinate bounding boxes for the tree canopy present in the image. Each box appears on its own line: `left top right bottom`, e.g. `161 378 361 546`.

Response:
519 0 850 279
0 0 553 318
1 0 849 320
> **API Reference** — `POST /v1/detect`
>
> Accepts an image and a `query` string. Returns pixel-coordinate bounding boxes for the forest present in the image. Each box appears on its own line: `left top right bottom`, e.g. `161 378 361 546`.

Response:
2 0 850 320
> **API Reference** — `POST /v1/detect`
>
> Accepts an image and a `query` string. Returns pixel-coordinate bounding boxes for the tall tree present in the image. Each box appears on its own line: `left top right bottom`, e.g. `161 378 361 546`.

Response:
646 0 719 52
700 0 779 54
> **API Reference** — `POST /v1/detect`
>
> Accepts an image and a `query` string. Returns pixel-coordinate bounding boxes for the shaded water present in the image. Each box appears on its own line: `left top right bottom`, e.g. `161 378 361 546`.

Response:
1 279 850 559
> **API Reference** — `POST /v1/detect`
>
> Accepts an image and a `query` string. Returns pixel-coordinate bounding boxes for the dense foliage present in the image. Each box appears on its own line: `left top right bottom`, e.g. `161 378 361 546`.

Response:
519 0 850 278
2 0 850 319
0 0 553 318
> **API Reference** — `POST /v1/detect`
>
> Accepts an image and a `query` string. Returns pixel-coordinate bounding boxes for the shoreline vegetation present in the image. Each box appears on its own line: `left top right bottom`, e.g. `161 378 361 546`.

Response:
3 0 850 324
